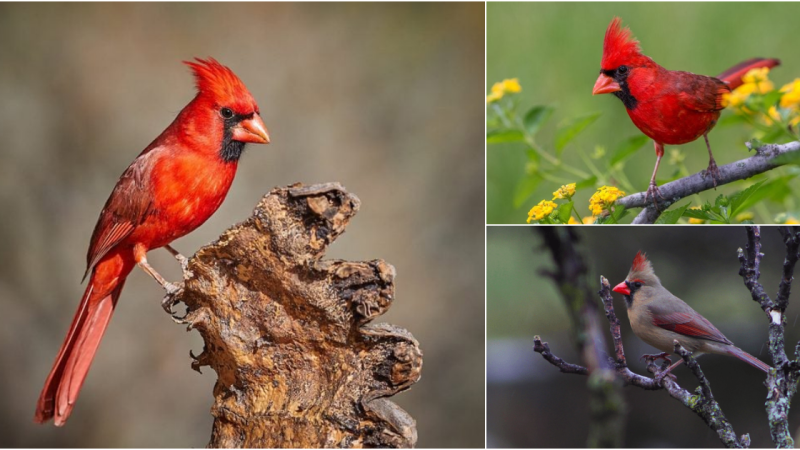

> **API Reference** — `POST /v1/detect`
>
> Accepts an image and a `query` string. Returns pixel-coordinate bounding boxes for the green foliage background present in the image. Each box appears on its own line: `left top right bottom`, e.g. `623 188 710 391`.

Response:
487 2 800 224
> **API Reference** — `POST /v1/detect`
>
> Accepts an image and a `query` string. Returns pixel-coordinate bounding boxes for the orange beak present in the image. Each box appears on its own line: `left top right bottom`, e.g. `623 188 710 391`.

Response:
592 73 621 95
612 281 631 296
232 113 270 144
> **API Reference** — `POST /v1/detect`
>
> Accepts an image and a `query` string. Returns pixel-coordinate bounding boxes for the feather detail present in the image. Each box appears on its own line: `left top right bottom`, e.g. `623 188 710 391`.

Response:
184 57 257 112
631 251 649 272
651 311 733 345
601 17 647 70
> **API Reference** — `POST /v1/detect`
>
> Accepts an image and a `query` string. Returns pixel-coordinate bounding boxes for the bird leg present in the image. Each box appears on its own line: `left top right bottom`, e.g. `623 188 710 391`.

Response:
654 358 684 385
136 256 183 316
163 244 189 271
644 141 665 209
640 352 671 363
702 133 720 188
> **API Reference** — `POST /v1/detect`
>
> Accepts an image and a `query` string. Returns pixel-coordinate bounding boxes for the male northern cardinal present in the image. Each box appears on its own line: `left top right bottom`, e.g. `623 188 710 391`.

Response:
592 17 780 205
34 58 270 426
613 251 770 380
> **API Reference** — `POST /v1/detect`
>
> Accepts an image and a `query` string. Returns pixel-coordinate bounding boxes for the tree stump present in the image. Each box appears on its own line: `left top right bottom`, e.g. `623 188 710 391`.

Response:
174 182 422 448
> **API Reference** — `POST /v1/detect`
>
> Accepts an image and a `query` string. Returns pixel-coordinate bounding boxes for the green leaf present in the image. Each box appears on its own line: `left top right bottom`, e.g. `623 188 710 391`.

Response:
487 129 524 144
513 176 542 209
524 106 555 137
729 180 766 216
655 204 689 224
556 201 573 223
716 113 748 128
763 90 784 109
555 112 601 153
609 135 650 167
575 176 597 190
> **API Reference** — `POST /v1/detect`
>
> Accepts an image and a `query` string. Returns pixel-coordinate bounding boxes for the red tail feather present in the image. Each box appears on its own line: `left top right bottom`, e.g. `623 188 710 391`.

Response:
717 57 781 90
34 257 131 425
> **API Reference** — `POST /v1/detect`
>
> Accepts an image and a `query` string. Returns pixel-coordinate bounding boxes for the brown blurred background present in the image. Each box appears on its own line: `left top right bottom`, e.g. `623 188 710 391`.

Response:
488 226 800 447
0 3 484 447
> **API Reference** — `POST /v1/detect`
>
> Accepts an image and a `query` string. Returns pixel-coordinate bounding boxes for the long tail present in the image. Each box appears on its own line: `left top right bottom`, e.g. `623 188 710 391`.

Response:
726 346 772 373
34 255 131 426
717 57 781 90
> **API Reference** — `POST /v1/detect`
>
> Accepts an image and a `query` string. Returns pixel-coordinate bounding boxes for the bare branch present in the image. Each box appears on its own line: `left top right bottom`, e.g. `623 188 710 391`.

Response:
616 141 800 224
533 336 589 375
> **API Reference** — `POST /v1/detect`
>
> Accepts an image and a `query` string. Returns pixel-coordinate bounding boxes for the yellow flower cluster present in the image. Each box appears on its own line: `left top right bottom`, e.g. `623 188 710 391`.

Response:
486 78 522 103
724 68 800 128
588 186 625 216
552 183 576 200
527 199 556 223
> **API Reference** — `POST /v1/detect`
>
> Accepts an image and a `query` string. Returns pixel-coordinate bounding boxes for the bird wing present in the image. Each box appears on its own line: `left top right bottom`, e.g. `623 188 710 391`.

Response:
673 74 730 113
648 303 733 345
84 151 157 278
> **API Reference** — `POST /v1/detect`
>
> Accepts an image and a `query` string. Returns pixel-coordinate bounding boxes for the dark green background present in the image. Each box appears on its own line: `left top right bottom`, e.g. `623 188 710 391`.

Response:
488 2 800 224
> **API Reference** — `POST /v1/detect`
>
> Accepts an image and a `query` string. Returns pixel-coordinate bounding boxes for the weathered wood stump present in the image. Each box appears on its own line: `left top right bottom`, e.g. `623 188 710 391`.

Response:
174 182 421 448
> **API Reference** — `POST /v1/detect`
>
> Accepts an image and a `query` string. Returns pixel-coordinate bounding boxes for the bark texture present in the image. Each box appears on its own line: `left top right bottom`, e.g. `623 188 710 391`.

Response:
174 182 421 448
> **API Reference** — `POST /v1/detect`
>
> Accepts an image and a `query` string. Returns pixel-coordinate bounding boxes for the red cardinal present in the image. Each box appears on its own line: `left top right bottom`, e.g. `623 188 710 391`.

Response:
592 17 779 205
613 251 770 380
34 58 270 426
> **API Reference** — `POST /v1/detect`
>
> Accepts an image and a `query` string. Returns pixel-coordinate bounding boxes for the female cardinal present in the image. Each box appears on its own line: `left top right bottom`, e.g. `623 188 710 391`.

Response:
34 58 270 426
593 17 780 205
613 252 770 380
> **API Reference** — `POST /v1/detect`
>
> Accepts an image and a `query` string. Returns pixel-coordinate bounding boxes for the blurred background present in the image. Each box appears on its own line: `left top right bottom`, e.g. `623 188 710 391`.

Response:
487 3 800 224
0 3 484 447
487 226 800 447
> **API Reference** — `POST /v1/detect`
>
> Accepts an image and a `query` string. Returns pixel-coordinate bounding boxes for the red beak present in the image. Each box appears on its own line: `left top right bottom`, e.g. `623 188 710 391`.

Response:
592 73 621 95
612 281 630 295
232 113 270 144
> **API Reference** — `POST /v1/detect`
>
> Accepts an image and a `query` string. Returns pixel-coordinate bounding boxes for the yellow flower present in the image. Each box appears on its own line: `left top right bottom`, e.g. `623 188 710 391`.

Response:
486 78 522 104
735 212 754 222
582 216 595 224
588 186 625 216
568 217 580 224
552 183 576 200
780 79 800 109
763 105 800 128
724 68 774 110
502 78 522 93
688 218 705 224
785 217 800 225
527 199 557 223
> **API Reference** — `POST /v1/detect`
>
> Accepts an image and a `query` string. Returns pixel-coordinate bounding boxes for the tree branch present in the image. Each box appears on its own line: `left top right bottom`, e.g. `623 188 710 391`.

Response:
737 226 800 448
616 141 800 224
169 183 421 448
535 254 752 448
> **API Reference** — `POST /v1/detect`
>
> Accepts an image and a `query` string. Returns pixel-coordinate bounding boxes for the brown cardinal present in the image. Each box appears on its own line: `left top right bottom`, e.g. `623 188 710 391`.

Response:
612 251 770 380
34 58 269 426
592 17 780 206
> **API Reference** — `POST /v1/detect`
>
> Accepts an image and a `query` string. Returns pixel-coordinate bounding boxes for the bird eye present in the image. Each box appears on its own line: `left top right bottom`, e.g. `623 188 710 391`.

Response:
220 107 234 119
618 65 628 74
633 281 643 288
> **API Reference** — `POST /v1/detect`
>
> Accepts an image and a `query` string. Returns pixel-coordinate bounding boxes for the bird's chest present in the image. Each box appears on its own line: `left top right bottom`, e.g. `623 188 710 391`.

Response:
143 155 237 245
627 99 719 145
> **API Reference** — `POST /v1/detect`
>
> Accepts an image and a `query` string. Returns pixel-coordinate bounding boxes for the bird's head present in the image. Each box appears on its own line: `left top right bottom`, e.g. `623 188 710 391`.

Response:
592 18 655 108
184 58 270 162
613 251 661 308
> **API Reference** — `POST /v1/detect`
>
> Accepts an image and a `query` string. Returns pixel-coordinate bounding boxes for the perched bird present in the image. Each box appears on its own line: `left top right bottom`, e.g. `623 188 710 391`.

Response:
612 251 770 380
34 58 270 426
592 17 780 206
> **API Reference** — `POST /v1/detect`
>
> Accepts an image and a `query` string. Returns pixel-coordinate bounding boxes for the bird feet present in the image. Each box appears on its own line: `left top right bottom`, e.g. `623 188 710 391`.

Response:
654 369 678 385
644 182 664 209
161 281 186 323
640 352 671 364
703 160 721 189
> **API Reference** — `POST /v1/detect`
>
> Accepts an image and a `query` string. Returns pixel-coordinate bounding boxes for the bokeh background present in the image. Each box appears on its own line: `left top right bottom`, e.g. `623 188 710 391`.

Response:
487 226 800 447
487 2 800 224
0 3 484 447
